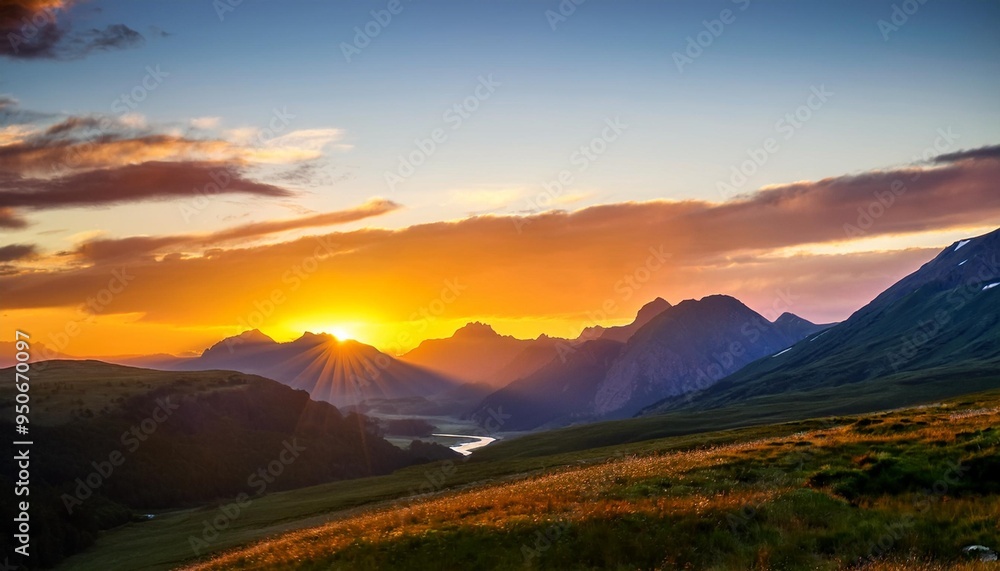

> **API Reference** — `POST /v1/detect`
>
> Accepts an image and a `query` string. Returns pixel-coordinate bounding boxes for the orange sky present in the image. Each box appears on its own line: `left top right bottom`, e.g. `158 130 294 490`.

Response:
3 100 1000 358
4 149 999 358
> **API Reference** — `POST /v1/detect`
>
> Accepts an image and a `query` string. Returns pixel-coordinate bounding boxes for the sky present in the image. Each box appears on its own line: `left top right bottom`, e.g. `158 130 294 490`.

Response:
1 0 999 357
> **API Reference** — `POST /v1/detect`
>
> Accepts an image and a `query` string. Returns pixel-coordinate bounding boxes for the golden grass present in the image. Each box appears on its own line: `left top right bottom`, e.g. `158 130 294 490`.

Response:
187 402 1000 570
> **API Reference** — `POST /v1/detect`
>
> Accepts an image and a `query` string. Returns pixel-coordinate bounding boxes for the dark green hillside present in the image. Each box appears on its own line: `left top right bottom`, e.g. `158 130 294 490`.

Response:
0 360 454 568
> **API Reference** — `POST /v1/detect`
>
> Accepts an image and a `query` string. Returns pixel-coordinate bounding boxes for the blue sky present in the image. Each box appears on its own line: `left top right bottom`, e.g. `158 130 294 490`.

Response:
3 0 1000 354
4 0 998 236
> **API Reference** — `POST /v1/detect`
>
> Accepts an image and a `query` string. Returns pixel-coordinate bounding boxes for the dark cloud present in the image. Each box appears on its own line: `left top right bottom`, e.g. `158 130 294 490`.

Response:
72 199 401 262
42 115 107 137
0 207 28 229
0 243 36 262
78 23 143 51
933 144 1000 164
0 161 295 210
0 1 145 60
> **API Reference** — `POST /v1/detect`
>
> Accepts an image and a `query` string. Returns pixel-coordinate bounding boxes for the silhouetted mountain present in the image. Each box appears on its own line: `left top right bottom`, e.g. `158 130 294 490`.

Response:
174 332 457 407
472 338 625 430
472 295 818 429
400 322 534 386
0 340 73 367
593 295 803 418
647 227 1000 415
771 312 833 341
580 297 672 343
481 334 566 387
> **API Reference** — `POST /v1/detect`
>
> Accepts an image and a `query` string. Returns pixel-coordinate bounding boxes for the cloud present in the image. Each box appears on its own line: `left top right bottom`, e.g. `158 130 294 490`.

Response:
76 22 142 51
190 116 221 130
0 161 294 210
932 144 1000 164
0 105 348 177
0 0 145 60
0 243 37 262
0 207 28 228
3 149 998 342
0 104 354 221
71 199 402 262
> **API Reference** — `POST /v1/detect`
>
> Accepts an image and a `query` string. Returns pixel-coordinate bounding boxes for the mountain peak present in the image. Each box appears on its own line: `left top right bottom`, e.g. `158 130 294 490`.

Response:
452 322 498 339
636 297 671 321
774 312 813 326
293 331 337 344
238 329 276 344
201 329 276 356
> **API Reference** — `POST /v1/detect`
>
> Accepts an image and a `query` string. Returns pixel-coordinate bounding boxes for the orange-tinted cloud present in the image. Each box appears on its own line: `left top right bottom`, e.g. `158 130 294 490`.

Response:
3 150 998 357
71 199 402 262
0 207 27 228
0 133 238 176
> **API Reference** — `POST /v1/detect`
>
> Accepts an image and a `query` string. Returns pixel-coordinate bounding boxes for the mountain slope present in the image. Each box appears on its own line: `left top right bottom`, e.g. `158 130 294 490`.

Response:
471 296 821 429
399 323 535 386
0 360 454 568
471 338 625 430
174 331 457 407
593 295 804 418
579 297 672 343
772 312 833 341
648 227 1000 414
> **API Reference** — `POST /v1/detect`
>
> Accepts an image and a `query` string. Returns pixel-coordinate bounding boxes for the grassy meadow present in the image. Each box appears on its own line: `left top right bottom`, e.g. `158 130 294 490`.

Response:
57 389 999 570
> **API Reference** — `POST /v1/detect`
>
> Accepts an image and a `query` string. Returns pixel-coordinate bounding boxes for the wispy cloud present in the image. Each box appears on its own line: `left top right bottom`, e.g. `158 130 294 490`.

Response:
3 150 997 330
69 199 401 262
0 161 293 211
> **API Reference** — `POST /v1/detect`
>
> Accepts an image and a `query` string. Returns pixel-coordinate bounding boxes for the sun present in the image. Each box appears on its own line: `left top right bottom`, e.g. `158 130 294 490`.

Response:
323 324 357 341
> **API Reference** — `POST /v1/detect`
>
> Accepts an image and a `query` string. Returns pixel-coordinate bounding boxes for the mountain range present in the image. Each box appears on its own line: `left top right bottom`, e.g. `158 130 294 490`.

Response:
170 330 458 407
643 227 1000 415
471 295 829 429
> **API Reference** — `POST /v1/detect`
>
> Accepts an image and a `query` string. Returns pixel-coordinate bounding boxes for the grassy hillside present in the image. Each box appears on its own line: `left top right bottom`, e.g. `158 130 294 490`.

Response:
0 361 454 568
59 389 1000 570
184 389 1000 570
